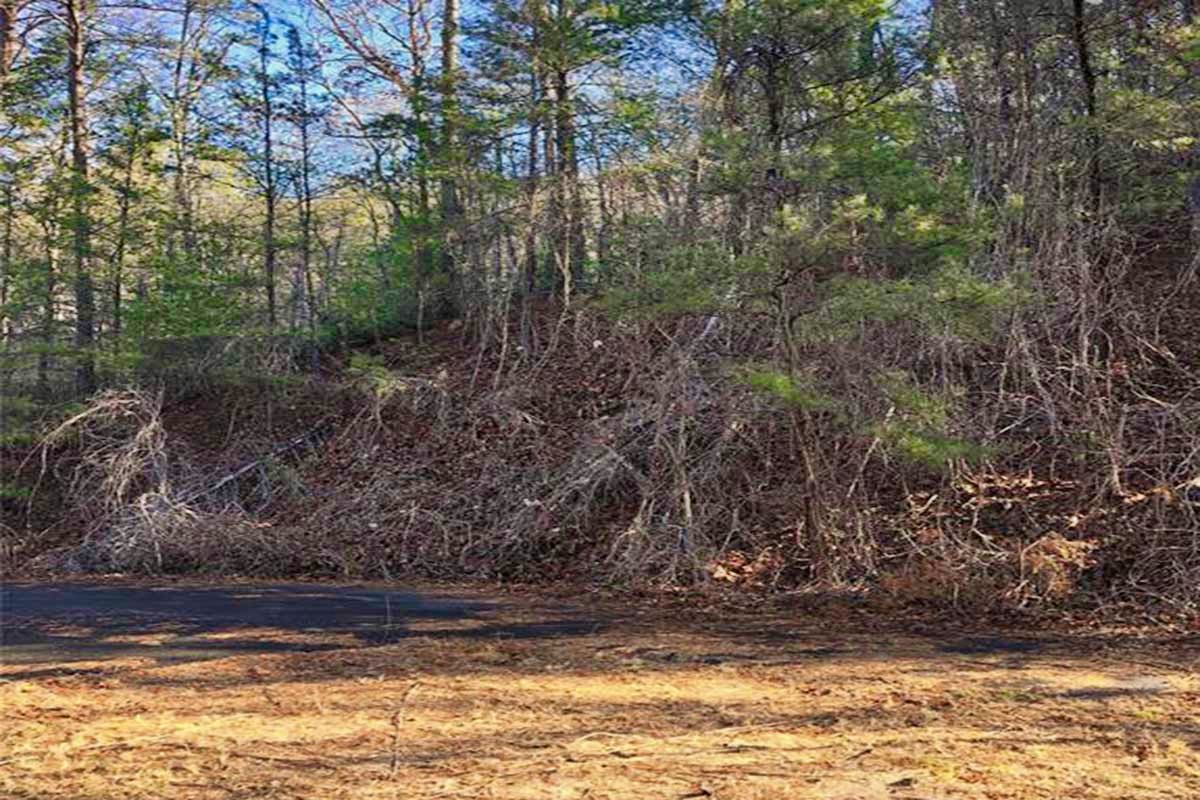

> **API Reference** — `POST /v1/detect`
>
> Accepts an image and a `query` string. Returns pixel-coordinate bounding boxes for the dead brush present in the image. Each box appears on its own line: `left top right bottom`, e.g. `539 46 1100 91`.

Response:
96 497 263 573
484 320 751 584
39 389 177 514
879 499 1012 610
346 353 454 429
1098 496 1200 612
35 277 1193 609
33 389 305 574
1016 534 1098 604
875 530 1097 612
0 521 17 575
275 368 489 577
271 313 759 583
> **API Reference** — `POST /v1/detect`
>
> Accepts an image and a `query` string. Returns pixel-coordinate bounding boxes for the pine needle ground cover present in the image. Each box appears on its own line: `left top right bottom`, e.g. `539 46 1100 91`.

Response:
3 588 1198 800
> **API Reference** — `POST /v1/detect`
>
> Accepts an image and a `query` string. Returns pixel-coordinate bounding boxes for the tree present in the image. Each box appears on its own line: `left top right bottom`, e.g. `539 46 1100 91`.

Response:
64 0 95 395
312 0 445 316
0 1 30 80
99 82 158 342
285 23 324 339
439 0 462 311
474 0 672 297
250 2 279 328
155 0 239 269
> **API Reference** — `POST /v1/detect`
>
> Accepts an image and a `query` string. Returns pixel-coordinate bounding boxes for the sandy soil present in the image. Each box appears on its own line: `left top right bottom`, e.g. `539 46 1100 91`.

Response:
2 588 1199 800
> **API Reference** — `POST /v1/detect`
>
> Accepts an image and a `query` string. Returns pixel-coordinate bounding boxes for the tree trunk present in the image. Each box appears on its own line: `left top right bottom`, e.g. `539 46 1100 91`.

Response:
65 0 95 396
542 81 558 287
300 167 317 343
256 4 278 328
1071 0 1102 211
0 1 18 79
0 175 13 354
553 64 585 298
524 64 541 297
38 217 58 402
440 0 462 313
170 1 198 260
592 137 611 273
292 30 318 343
112 107 144 344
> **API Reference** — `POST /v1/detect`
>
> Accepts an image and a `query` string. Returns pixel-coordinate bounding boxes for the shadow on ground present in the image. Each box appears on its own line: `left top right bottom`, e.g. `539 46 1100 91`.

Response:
0 582 605 677
3 582 1198 687
3 584 1199 800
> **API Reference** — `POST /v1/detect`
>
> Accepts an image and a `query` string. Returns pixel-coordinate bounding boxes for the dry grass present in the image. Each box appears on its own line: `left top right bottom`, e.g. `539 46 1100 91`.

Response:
3 593 1199 799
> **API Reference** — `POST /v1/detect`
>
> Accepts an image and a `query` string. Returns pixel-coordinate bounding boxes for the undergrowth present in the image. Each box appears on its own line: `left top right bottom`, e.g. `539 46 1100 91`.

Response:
12 250 1200 616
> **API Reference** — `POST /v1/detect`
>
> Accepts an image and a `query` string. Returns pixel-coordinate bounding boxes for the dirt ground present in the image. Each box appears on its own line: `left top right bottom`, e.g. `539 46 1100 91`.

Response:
2 586 1199 800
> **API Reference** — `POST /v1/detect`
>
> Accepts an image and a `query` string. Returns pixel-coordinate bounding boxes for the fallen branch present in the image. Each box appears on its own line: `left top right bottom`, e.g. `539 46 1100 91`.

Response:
178 419 337 506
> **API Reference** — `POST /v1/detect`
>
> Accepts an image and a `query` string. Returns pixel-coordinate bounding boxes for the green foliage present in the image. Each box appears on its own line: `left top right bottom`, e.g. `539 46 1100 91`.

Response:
347 353 401 403
599 237 735 319
739 368 840 414
872 371 988 470
0 483 33 500
739 364 987 471
799 265 1030 344
122 256 257 342
0 394 41 416
872 423 989 470
877 370 953 428
0 430 37 447
0 394 43 447
1182 28 1200 61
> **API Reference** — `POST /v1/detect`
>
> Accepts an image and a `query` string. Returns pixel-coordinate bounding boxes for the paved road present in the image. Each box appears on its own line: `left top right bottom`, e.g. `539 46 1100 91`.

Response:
0 582 602 677
0 582 1090 685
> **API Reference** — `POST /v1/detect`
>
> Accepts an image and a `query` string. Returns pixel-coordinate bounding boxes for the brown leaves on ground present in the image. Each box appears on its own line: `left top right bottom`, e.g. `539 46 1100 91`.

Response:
3 596 1199 800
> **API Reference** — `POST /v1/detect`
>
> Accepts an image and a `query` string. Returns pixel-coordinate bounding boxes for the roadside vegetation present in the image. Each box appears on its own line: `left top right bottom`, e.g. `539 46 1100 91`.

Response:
1 0 1199 619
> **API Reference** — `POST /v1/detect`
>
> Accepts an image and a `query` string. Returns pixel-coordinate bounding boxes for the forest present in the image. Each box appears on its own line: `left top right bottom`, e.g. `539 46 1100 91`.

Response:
1 0 1199 616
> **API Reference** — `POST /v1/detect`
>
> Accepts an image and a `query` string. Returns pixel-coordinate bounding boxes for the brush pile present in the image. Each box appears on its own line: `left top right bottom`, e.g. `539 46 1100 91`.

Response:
24 274 1198 615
